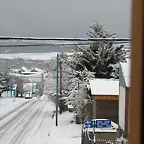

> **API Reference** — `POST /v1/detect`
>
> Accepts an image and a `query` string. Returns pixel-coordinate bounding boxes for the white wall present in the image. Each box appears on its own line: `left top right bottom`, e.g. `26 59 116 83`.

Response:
2 91 11 97
119 85 126 130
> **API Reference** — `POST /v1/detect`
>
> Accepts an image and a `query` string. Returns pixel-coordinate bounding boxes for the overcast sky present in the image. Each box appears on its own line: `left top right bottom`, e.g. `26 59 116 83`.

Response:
0 0 131 38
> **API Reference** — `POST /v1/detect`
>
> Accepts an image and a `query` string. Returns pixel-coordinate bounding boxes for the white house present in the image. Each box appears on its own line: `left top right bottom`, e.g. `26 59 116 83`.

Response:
119 58 131 137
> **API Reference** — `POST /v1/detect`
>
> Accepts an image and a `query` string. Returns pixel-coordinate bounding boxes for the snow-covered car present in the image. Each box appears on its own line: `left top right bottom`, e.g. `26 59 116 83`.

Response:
25 92 32 99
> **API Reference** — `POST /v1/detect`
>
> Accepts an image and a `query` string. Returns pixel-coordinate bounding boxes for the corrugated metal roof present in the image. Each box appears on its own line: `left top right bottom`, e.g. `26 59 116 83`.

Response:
89 79 119 96
120 58 131 87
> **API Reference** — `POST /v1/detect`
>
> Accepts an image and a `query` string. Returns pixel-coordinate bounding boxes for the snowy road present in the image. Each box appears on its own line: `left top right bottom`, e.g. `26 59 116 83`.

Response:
0 98 55 144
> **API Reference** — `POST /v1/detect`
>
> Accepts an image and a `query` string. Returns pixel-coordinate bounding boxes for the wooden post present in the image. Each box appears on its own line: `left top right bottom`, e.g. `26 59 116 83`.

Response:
129 0 144 143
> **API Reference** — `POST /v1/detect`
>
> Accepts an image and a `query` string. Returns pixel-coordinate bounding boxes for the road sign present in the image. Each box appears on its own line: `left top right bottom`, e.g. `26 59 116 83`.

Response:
84 120 112 128
95 120 112 128
84 120 95 128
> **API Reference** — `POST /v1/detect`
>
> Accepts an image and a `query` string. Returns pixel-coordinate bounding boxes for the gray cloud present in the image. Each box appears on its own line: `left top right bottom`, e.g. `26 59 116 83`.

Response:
0 0 131 37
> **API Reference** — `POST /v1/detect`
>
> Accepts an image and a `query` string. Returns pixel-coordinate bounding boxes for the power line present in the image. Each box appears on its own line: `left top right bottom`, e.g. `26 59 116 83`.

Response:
0 36 131 42
0 36 131 47
0 42 131 47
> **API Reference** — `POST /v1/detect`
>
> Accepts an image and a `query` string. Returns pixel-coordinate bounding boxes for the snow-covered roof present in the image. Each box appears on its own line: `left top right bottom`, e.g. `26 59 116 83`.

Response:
9 73 22 77
34 67 43 72
21 66 28 71
30 67 43 72
86 119 118 133
120 58 131 87
9 72 42 83
21 71 38 74
89 79 119 95
11 69 21 72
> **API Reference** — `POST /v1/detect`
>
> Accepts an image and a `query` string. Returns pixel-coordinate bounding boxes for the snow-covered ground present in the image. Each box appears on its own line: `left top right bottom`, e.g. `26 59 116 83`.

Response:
0 52 73 61
0 97 32 118
0 97 81 144
49 111 82 144
0 52 59 61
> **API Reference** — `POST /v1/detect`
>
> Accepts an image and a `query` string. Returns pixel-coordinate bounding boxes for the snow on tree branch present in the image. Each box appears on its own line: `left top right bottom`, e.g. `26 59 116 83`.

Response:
43 71 56 102
69 21 126 79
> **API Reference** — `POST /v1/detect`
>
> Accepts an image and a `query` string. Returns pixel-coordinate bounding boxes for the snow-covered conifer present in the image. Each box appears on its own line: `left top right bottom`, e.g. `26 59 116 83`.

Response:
69 22 126 79
0 69 10 94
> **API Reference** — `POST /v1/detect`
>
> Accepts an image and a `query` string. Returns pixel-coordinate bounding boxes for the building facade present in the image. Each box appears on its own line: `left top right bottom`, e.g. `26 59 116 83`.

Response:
119 59 131 137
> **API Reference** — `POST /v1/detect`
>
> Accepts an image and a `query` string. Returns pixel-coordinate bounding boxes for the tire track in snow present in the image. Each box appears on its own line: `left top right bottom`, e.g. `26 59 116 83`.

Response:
0 100 49 144
0 100 40 142
0 99 16 107
0 100 31 121
33 111 48 136
10 100 47 144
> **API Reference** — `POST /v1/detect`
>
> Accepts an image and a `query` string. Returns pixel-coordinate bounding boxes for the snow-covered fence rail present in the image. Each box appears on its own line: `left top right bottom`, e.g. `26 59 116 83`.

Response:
81 130 125 144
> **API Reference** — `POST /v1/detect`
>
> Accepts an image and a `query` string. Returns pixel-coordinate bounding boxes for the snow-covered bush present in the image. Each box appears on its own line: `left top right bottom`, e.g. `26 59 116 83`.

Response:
43 53 94 121
43 71 56 102
0 61 10 95
60 54 94 122
0 69 10 93
64 83 89 122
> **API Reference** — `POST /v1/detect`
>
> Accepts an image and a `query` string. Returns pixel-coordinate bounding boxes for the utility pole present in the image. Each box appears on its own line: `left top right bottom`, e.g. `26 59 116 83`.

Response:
56 54 59 126
59 58 63 114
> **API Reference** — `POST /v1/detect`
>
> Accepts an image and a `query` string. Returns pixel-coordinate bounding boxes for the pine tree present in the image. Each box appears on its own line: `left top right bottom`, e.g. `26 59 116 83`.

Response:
0 70 10 96
69 22 126 79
